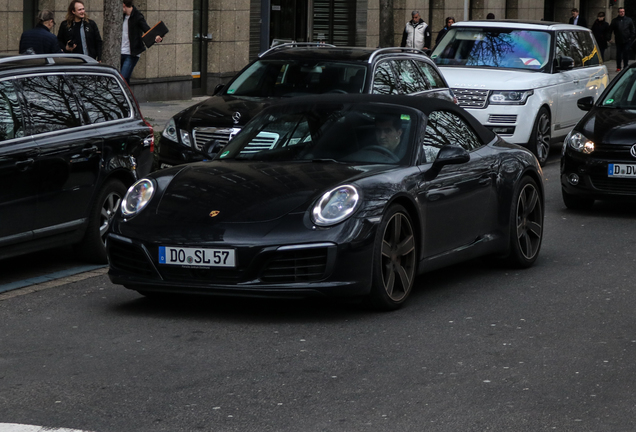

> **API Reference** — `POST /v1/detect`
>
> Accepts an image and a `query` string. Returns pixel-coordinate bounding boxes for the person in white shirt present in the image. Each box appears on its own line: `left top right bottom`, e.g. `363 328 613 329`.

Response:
121 0 162 85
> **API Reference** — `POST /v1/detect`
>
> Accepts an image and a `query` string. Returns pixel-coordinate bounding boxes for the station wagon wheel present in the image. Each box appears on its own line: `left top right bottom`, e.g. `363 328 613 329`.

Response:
506 177 543 268
74 179 127 264
529 107 551 166
367 204 417 310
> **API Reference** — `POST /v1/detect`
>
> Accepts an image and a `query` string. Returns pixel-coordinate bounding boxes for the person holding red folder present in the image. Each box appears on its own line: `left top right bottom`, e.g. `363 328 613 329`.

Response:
121 0 162 84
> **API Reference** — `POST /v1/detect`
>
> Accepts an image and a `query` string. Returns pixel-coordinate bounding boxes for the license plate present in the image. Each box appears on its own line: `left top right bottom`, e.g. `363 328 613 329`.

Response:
608 163 636 178
158 246 236 267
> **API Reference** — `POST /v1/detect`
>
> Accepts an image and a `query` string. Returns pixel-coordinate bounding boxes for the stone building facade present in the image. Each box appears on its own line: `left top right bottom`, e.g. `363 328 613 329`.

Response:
1 0 625 102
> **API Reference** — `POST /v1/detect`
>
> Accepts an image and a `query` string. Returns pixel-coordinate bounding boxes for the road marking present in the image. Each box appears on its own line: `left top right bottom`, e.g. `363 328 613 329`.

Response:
0 424 94 432
0 267 108 301
0 265 106 294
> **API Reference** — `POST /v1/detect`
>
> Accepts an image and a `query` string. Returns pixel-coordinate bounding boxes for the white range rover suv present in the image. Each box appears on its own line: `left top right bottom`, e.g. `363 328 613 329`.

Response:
431 20 608 165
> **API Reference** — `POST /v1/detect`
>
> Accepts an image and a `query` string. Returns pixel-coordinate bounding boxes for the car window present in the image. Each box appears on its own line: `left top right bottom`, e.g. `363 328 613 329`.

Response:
372 61 401 95
414 61 445 89
18 75 82 134
600 67 636 108
556 31 600 68
392 60 428 94
578 31 601 66
0 80 25 142
432 28 552 71
68 75 131 123
422 110 482 162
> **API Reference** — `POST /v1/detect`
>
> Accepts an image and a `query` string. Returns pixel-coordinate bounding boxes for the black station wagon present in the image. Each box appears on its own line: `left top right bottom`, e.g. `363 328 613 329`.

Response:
0 54 154 263
154 44 455 169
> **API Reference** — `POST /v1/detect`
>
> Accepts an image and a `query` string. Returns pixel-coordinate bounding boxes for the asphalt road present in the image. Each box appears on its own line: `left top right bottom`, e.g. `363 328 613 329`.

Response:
2 152 636 432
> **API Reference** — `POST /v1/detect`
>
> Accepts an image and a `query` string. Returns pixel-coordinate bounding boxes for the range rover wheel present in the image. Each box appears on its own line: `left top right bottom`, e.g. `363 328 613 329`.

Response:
528 107 551 166
366 204 417 311
562 188 594 210
506 176 543 268
75 179 127 264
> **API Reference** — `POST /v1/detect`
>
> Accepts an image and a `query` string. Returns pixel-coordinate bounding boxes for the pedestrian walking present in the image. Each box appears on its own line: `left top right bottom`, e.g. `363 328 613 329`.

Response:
610 7 635 71
400 11 431 51
591 11 610 61
19 10 62 54
569 8 587 27
57 0 102 61
435 16 455 47
121 0 162 85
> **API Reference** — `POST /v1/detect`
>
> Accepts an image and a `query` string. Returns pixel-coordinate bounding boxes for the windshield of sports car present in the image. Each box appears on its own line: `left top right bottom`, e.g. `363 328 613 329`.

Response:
600 68 636 109
217 103 416 165
224 60 368 96
432 28 551 70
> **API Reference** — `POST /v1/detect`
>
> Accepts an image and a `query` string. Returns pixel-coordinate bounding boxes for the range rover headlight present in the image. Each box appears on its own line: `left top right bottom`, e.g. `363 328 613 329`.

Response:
162 118 178 142
489 90 534 105
121 179 155 218
566 131 595 154
312 185 360 226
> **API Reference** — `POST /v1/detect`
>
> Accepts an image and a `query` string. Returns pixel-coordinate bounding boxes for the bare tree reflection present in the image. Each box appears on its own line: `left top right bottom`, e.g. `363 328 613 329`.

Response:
68 76 131 123
18 76 82 134
0 82 25 142
466 32 515 67
373 62 400 95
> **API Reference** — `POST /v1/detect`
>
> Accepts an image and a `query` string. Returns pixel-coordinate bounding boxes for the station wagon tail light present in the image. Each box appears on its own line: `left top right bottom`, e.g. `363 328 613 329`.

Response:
489 90 533 105
566 131 595 154
312 185 360 227
121 179 155 218
143 118 154 152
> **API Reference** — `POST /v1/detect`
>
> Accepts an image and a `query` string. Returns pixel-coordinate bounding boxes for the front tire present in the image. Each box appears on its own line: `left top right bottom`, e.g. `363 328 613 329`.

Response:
75 179 127 264
506 177 543 268
528 107 551 166
366 205 417 311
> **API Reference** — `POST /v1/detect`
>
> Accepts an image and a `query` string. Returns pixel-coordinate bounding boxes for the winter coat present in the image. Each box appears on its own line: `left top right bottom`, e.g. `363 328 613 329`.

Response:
400 18 431 50
57 18 103 61
610 15 636 46
124 6 152 57
591 19 610 50
19 23 62 54
569 15 588 28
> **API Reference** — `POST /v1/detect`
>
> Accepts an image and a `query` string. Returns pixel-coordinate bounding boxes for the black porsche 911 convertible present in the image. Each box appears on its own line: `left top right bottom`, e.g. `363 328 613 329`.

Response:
107 94 544 310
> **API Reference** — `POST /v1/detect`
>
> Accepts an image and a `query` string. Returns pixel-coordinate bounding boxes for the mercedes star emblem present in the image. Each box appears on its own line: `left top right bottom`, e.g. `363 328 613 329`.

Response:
232 111 241 124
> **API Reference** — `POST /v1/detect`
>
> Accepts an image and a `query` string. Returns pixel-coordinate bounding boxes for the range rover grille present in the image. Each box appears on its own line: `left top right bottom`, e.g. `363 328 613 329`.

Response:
488 114 517 124
452 88 490 108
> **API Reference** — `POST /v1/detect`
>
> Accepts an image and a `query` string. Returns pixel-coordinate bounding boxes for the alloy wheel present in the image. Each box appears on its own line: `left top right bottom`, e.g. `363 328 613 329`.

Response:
380 212 416 302
535 112 551 163
516 183 542 260
99 191 122 243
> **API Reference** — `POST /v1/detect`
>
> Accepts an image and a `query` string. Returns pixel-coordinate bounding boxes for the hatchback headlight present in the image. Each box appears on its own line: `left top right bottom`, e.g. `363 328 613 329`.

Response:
121 179 155 218
489 90 533 105
566 131 595 154
312 185 360 226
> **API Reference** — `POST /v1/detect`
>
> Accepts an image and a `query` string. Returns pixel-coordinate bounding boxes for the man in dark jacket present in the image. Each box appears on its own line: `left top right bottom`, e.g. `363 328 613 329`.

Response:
610 7 636 71
121 0 162 84
57 0 103 61
19 10 62 54
592 12 610 61
400 11 431 51
569 8 587 27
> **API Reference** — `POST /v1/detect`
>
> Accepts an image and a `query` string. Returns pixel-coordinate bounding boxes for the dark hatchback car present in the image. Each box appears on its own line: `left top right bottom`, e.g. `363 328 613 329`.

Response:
561 64 636 209
0 54 154 263
154 44 455 170
108 95 544 310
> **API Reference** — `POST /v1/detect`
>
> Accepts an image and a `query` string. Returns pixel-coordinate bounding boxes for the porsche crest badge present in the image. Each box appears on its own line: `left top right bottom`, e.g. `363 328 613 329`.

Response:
209 210 220 217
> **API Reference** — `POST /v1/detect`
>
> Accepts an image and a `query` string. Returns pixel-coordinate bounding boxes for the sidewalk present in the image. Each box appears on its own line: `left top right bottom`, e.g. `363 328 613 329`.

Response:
138 60 620 132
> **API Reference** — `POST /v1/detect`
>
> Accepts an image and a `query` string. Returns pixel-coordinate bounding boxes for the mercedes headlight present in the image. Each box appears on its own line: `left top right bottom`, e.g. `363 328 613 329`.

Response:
489 90 533 105
312 185 360 226
121 179 155 218
566 131 595 154
162 118 178 141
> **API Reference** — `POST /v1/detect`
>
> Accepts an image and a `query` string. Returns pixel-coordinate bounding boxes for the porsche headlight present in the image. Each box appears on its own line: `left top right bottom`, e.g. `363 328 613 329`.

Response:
489 90 533 105
162 118 178 142
312 185 360 226
566 131 595 154
121 179 155 218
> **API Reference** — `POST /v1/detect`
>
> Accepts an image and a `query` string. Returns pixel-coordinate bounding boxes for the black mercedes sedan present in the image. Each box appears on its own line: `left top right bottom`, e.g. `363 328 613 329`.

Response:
107 95 543 310
562 64 636 209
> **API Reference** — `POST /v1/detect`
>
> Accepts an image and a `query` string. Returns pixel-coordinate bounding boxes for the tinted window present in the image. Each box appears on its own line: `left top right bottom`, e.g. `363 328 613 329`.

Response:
0 80 25 142
423 111 482 160
415 61 446 89
372 61 400 95
600 67 636 108
556 31 600 68
432 28 552 70
68 75 131 123
393 60 428 94
18 75 82 134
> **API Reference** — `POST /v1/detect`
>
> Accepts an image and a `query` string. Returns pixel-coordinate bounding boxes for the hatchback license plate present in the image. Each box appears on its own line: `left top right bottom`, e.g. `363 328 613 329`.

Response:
608 163 636 178
158 246 236 267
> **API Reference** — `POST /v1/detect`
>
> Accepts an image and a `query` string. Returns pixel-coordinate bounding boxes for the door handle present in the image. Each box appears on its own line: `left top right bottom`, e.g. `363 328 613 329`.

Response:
15 158 34 170
82 145 99 155
573 80 580 84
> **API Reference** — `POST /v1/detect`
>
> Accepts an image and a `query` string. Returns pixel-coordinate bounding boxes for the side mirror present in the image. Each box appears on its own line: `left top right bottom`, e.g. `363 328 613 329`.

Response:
425 145 470 179
577 96 595 111
202 139 225 159
213 84 224 95
556 56 574 71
